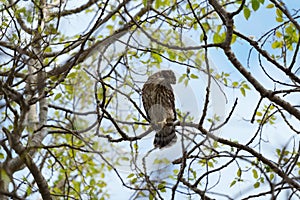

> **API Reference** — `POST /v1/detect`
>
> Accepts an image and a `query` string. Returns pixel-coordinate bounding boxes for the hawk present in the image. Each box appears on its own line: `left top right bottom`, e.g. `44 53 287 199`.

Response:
142 70 177 148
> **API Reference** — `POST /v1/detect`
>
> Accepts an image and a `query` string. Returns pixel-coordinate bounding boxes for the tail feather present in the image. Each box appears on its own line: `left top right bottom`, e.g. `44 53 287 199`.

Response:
154 125 177 148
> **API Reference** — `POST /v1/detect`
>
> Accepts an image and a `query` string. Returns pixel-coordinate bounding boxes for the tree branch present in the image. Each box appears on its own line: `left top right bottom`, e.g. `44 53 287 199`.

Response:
3 129 52 200
209 0 300 120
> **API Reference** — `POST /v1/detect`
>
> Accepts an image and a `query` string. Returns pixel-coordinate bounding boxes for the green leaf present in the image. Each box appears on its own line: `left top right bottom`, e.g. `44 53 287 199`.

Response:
266 3 274 8
230 180 236 187
68 72 77 79
252 0 260 11
276 9 283 22
231 34 237 44
184 79 189 87
149 193 154 200
252 169 258 179
158 182 166 192
208 161 214 168
276 17 283 22
237 168 242 177
54 93 62 101
26 187 32 196
127 173 135 178
44 46 52 53
190 168 197 179
240 87 246 96
0 148 4 159
190 74 199 79
178 74 187 83
285 25 295 35
256 111 262 116
167 50 176 60
73 181 81 191
270 173 274 181
213 141 219 148
173 169 179 174
131 177 137 184
253 182 260 188
16 7 26 15
142 0 148 7
276 148 281 156
243 7 251 20
151 53 163 63
271 41 283 49
106 25 114 34
155 0 161 9
243 83 251 90
232 81 239 87
223 78 228 85
154 0 170 9
85 8 94 13
213 33 223 43
65 84 74 94
90 178 96 185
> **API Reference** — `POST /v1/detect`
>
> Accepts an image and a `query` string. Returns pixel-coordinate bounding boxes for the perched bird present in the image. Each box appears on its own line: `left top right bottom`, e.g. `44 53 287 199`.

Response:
142 70 177 148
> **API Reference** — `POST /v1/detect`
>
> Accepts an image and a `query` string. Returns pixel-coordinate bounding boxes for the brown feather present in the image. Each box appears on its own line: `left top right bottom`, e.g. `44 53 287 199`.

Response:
142 70 177 148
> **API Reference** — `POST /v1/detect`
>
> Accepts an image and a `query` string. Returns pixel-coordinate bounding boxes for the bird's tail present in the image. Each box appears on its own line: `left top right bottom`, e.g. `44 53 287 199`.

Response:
154 125 177 148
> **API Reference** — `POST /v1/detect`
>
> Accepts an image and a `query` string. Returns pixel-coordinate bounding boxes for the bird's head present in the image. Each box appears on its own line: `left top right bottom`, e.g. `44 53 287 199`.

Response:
147 70 177 85
160 70 176 84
